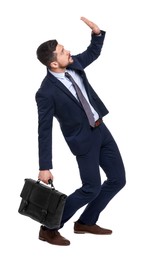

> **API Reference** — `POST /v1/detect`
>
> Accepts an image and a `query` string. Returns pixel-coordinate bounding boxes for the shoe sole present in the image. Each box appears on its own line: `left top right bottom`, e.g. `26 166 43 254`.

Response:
39 236 70 246
39 236 46 241
74 230 85 234
74 230 112 235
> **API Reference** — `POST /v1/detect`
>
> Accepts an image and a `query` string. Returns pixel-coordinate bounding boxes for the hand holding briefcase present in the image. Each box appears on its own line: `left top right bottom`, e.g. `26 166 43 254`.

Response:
18 179 67 229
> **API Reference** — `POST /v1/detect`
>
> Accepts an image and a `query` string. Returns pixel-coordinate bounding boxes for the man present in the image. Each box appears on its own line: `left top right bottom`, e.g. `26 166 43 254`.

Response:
35 17 126 246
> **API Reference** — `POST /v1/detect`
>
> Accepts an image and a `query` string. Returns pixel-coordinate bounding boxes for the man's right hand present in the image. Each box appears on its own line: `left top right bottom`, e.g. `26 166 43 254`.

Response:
38 170 53 184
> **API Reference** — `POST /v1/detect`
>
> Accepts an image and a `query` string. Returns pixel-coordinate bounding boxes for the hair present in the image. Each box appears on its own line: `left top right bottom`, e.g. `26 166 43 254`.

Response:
36 39 58 67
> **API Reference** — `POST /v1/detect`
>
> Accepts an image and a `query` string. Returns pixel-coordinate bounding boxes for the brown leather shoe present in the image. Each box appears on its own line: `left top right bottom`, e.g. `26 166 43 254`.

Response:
74 222 112 235
39 226 70 246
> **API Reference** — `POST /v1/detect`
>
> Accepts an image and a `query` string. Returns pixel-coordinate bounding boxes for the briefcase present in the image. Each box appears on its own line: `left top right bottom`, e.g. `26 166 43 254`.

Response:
18 178 67 229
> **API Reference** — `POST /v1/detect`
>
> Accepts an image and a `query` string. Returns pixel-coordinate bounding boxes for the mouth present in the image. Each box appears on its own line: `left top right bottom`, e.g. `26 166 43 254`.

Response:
69 55 73 61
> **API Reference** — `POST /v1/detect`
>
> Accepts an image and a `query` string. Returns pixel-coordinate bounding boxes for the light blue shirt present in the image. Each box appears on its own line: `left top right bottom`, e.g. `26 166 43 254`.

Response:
48 69 99 121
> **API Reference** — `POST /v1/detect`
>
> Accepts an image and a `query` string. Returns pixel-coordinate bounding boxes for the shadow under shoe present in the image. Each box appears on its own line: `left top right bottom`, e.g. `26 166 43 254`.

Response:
39 225 70 246
74 221 112 235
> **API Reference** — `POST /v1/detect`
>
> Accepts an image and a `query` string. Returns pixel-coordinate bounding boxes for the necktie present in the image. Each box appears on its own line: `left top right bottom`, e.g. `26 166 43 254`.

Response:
65 71 95 127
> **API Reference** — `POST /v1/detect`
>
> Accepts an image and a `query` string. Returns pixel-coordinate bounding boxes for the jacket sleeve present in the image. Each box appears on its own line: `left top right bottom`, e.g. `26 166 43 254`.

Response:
74 30 106 69
35 91 54 170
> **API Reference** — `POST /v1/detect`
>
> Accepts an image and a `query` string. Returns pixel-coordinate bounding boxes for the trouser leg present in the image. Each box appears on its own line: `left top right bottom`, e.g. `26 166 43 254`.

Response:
78 123 126 225
60 126 102 227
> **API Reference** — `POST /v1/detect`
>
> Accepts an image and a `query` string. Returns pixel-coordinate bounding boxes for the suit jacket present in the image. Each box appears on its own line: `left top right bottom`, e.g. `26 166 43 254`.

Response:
35 31 109 170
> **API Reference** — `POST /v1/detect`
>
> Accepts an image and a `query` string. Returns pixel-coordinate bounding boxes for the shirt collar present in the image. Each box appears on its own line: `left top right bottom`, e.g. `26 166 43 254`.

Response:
48 69 65 79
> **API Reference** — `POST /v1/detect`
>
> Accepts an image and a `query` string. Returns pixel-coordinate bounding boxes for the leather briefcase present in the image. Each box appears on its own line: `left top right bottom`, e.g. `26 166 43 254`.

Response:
18 179 67 229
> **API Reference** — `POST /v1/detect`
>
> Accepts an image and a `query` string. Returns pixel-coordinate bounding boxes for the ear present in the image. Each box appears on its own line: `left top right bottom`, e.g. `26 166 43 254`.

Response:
50 61 58 69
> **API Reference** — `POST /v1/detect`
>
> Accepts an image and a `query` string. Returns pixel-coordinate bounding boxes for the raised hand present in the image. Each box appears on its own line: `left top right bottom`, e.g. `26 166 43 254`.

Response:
80 16 101 35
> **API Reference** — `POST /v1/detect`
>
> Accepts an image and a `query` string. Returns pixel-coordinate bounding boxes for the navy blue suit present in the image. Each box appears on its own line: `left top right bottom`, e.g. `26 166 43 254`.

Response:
36 31 126 226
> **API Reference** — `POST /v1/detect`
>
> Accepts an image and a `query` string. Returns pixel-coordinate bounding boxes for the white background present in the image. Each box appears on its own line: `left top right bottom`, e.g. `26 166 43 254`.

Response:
0 0 148 259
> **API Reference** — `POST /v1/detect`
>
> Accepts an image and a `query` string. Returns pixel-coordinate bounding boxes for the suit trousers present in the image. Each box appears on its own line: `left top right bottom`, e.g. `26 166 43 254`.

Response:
60 122 126 226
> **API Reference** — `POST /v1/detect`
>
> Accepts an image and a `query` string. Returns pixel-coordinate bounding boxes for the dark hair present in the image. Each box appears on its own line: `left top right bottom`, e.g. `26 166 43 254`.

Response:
36 40 58 67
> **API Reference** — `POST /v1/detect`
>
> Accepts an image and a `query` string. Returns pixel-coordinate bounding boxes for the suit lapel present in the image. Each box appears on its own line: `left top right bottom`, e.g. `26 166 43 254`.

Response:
47 71 83 108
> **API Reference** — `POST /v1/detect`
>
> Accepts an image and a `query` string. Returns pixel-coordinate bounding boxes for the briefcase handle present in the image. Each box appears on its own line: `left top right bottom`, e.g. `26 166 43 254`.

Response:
48 179 55 189
37 179 55 190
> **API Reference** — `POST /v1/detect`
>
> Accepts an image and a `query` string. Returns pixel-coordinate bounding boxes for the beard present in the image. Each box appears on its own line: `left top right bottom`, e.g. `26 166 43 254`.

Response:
67 56 73 65
58 57 74 69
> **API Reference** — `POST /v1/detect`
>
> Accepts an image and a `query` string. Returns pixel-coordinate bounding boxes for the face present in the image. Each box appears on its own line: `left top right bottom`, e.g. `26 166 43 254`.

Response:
51 44 73 72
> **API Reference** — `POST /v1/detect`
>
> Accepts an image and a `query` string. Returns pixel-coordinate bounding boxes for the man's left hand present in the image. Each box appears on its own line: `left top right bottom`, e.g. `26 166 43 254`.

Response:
81 16 101 35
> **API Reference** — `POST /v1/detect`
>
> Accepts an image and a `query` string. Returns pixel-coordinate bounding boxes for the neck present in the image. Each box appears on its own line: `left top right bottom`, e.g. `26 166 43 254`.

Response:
49 67 66 73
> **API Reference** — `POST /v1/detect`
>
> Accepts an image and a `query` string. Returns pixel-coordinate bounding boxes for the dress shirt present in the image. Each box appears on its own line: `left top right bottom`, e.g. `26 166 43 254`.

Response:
49 69 99 121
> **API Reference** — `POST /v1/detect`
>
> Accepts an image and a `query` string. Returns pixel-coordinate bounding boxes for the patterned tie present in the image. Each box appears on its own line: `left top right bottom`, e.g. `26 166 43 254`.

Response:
65 71 95 127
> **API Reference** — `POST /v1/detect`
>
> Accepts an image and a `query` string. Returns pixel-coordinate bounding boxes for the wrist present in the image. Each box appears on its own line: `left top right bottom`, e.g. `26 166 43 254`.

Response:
92 30 101 35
